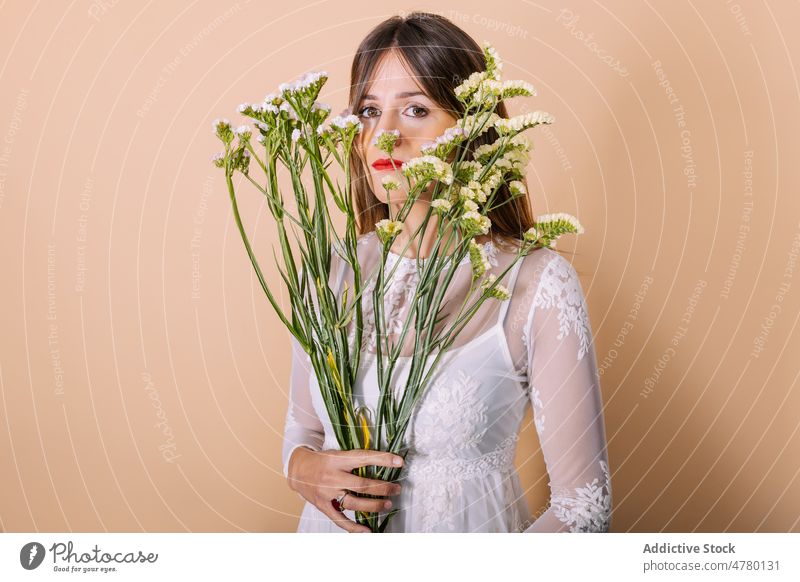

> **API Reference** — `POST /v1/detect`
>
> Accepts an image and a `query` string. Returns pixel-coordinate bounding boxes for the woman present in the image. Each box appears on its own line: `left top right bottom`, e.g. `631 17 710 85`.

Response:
282 11 611 533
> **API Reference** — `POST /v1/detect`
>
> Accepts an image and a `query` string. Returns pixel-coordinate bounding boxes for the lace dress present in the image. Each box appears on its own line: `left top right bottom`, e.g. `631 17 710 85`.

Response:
282 231 611 532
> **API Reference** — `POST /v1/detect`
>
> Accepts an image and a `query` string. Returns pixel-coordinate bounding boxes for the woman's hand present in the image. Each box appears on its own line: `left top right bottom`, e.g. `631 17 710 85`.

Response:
287 446 404 533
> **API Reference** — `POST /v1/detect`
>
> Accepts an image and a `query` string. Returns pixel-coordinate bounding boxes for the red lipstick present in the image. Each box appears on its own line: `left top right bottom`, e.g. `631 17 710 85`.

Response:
372 158 404 170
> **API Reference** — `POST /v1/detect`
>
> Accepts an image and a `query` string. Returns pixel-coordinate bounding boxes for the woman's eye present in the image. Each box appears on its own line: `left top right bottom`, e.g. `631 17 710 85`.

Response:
358 105 379 118
358 104 428 118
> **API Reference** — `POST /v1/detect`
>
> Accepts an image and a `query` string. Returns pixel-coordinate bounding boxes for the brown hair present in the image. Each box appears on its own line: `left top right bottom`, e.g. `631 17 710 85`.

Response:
347 11 537 251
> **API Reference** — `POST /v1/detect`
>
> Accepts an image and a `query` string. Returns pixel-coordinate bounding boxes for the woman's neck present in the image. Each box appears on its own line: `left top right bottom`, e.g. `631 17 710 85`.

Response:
388 200 490 259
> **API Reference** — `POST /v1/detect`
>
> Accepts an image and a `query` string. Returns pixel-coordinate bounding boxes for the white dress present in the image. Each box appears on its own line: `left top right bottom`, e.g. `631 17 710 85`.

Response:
282 231 611 532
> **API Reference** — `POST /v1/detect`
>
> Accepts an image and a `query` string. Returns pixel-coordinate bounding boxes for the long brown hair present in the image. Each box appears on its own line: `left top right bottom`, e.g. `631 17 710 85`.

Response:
347 11 537 251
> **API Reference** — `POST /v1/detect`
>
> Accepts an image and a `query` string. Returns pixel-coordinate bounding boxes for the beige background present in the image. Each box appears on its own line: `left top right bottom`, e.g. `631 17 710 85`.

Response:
1 0 799 533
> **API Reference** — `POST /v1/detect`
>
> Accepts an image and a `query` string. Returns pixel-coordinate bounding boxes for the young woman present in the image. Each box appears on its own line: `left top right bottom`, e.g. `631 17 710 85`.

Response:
282 12 611 533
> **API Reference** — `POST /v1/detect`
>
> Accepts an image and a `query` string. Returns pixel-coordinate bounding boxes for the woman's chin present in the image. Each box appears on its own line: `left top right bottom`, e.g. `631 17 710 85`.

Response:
370 168 404 184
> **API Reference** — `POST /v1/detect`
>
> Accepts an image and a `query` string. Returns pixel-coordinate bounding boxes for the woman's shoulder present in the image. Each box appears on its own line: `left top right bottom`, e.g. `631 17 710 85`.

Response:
331 231 376 257
357 231 377 247
489 235 562 273
493 238 580 305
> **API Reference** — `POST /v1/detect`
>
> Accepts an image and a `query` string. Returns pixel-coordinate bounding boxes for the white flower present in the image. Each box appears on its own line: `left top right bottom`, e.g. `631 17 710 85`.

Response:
509 181 527 196
462 199 478 212
300 70 328 88
479 79 536 101
261 103 279 116
279 70 328 96
481 273 510 300
524 213 584 247
473 133 531 165
458 112 501 137
420 125 466 158
234 125 252 139
375 219 404 243
212 117 231 133
510 134 532 150
232 148 251 174
431 199 452 213
402 155 453 185
461 210 491 235
482 41 503 80
372 128 400 153
436 125 466 145
499 148 529 170
468 238 490 277
471 80 503 106
460 181 487 204
211 152 225 168
381 174 401 191
279 101 298 120
502 79 536 97
453 43 504 104
493 111 555 135
473 140 501 161
536 212 585 234
330 114 363 133
454 70 490 101
480 172 503 198
419 141 437 154
456 160 483 184
291 128 302 143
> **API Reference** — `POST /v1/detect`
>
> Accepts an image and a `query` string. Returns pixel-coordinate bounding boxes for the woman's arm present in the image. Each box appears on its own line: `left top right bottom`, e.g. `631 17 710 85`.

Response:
521 252 611 532
282 334 325 482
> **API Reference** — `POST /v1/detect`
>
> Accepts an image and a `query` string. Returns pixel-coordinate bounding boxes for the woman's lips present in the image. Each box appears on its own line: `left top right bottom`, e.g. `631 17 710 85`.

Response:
372 158 404 170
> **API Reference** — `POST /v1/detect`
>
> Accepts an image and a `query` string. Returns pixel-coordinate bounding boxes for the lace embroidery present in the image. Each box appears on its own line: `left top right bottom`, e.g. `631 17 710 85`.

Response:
346 231 497 356
523 254 592 362
409 368 489 453
484 239 500 267
347 254 420 354
403 433 520 532
529 386 546 434
405 433 519 482
550 459 612 532
285 402 298 428
364 230 492 268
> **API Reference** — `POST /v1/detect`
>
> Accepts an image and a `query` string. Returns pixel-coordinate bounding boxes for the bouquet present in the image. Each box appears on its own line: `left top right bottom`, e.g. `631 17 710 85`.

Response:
212 41 583 532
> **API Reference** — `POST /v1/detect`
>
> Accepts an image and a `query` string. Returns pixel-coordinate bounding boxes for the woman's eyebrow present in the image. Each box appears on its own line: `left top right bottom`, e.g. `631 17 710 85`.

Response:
362 91 427 100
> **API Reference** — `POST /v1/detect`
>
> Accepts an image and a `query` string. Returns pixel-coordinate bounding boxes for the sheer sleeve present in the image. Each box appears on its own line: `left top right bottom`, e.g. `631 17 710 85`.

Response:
281 334 325 480
521 252 612 532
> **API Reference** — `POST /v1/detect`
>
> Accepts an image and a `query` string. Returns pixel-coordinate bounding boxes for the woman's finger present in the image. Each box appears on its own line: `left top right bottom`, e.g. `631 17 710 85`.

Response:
337 449 404 472
343 474 401 497
339 490 394 514
317 500 371 533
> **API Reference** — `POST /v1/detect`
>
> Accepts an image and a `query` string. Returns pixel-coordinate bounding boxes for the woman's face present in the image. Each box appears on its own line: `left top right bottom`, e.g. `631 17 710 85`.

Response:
355 51 458 207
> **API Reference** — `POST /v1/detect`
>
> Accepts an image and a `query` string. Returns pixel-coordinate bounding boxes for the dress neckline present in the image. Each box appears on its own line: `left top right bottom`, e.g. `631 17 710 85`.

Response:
368 231 495 268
